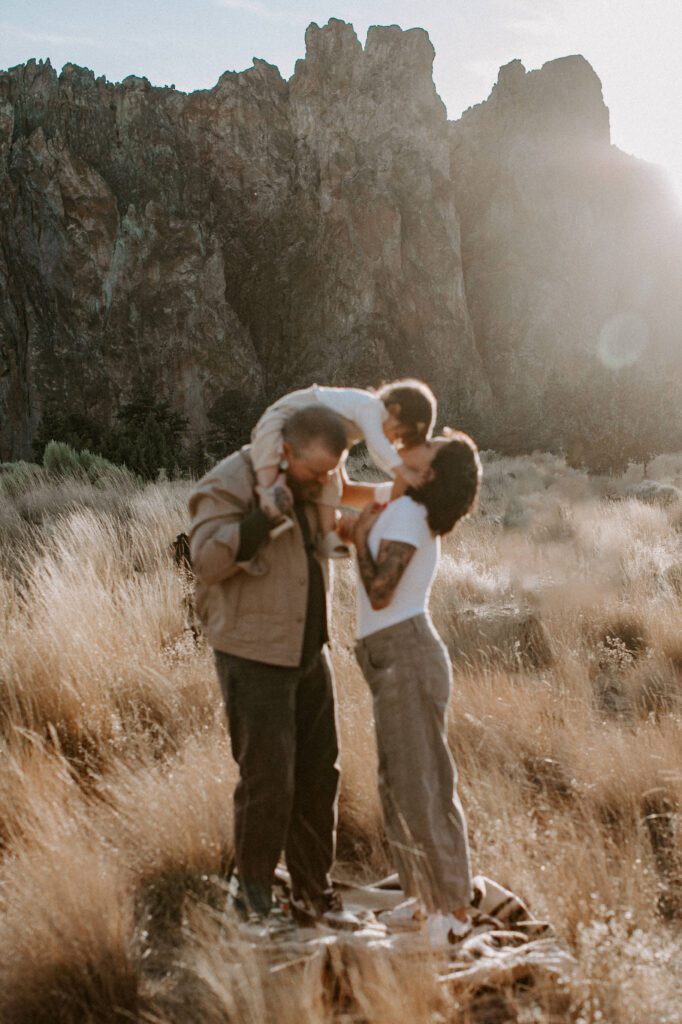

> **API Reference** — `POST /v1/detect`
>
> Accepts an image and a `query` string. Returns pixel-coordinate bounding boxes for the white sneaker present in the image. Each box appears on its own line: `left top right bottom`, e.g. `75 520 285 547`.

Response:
268 515 294 539
379 898 426 930
237 912 271 941
425 911 472 947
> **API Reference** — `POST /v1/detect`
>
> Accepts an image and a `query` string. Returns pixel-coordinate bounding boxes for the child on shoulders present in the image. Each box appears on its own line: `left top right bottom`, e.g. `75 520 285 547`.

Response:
251 380 436 556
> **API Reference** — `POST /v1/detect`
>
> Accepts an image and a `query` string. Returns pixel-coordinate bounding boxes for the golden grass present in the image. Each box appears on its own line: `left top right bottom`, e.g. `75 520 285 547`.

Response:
0 454 681 1022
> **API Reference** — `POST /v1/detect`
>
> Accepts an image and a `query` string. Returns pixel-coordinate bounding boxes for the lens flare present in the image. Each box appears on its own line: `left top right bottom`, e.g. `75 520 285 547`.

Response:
597 312 649 369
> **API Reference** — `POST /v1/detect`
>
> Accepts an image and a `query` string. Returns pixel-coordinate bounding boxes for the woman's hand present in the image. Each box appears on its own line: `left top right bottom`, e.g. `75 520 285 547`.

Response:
352 502 384 548
336 510 359 543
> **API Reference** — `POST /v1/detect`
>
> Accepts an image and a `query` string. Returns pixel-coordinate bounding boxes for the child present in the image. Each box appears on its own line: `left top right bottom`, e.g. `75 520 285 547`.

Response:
251 380 436 556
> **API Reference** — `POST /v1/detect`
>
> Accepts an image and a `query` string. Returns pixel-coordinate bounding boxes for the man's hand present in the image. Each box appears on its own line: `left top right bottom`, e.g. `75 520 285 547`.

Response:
257 473 294 522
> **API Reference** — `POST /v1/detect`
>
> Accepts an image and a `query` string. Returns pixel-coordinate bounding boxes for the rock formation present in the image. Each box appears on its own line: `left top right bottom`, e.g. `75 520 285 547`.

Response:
450 55 682 450
0 19 680 464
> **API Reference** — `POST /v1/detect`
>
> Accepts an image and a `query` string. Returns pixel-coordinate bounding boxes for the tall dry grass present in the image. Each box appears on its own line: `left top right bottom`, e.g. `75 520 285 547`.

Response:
0 454 681 1022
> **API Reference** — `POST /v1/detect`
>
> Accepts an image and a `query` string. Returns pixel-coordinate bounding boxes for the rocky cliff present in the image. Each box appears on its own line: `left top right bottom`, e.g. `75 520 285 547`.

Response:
0 19 680 465
450 55 682 450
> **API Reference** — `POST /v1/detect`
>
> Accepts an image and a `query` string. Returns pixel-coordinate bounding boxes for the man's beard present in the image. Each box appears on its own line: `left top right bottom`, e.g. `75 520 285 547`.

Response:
287 475 322 503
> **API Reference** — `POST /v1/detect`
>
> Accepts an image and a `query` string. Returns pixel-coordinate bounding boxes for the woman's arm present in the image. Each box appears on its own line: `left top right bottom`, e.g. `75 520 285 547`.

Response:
341 478 382 509
352 505 416 610
340 468 407 510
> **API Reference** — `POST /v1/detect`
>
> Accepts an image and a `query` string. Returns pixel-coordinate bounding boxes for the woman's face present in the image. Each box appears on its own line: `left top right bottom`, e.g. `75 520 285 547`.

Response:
400 437 448 479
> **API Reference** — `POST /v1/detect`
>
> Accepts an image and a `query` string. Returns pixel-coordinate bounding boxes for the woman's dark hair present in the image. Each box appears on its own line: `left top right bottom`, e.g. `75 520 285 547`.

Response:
376 379 436 445
407 431 482 535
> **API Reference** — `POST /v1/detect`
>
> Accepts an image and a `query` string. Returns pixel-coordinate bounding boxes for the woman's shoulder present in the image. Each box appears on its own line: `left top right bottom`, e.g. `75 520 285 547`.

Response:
381 495 430 532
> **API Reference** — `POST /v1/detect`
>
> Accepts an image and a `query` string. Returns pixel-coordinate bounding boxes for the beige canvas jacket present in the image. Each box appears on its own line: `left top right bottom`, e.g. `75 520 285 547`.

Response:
188 446 329 667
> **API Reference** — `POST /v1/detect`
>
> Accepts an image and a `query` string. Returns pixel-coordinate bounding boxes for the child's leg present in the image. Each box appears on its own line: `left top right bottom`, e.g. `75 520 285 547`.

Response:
256 465 280 489
316 472 349 558
317 504 337 537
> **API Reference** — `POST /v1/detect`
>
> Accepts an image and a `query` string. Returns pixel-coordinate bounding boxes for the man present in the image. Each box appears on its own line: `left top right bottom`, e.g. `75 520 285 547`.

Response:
188 405 349 929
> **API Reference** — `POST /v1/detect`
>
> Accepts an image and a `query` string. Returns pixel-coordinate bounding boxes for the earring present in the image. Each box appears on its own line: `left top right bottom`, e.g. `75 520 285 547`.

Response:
279 458 289 471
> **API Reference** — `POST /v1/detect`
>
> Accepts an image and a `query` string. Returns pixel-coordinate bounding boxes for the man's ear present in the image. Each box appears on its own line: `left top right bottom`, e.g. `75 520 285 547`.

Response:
386 402 401 418
280 440 292 470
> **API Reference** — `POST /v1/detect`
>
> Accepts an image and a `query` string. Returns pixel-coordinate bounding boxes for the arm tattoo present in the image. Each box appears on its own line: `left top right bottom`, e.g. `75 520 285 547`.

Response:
356 539 416 610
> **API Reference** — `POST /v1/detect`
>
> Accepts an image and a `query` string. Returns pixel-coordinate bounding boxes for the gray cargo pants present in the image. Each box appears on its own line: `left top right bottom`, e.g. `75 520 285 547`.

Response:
355 613 472 912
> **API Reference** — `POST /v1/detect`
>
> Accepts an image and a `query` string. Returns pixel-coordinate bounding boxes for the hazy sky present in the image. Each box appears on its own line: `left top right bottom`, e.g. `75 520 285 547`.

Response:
2 0 681 199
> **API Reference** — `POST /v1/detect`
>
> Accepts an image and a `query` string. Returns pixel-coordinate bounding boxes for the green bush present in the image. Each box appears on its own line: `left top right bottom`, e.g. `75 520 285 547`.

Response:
42 441 139 488
42 441 82 478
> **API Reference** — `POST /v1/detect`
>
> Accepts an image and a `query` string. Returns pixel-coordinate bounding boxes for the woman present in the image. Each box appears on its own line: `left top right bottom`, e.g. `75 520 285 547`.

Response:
342 430 482 944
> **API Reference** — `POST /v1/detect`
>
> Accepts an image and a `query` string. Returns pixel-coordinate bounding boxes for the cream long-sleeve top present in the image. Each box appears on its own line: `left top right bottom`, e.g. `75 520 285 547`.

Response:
250 384 404 477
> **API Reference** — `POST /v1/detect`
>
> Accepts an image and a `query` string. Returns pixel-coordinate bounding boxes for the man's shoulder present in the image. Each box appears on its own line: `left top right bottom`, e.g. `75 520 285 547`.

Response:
213 446 253 478
190 447 254 500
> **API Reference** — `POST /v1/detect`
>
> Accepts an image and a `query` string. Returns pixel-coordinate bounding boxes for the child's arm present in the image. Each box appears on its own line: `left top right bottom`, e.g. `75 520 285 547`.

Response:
389 472 409 500
353 415 428 489
392 461 425 491
350 402 405 478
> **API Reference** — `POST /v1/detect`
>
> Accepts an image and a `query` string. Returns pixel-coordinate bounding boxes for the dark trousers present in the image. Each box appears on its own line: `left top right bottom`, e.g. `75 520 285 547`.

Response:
214 647 340 917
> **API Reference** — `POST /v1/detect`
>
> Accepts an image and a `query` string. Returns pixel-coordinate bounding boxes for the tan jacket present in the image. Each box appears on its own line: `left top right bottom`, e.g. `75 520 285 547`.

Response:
188 447 330 667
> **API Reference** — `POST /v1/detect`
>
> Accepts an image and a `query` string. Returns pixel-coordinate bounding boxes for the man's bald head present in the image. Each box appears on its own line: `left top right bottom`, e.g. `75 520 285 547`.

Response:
281 405 348 501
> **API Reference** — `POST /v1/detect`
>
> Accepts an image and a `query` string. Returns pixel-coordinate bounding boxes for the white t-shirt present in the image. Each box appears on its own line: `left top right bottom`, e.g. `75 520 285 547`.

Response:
356 495 439 639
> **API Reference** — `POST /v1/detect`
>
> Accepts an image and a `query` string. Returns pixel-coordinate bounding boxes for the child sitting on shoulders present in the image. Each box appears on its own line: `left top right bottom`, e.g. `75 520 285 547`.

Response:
251 380 436 556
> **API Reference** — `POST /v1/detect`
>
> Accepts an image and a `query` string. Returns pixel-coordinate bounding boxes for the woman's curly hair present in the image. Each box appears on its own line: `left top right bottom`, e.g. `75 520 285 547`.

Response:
407 431 482 535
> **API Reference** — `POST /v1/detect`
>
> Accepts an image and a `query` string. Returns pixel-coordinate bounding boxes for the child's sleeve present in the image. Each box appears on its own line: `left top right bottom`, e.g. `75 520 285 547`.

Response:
353 401 403 477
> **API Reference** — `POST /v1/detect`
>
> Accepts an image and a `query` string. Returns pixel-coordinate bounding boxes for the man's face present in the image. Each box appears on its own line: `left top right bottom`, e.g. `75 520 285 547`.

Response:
282 439 344 501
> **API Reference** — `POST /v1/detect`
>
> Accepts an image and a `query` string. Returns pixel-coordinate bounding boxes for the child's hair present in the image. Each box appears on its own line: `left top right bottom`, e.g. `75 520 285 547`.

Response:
376 379 437 445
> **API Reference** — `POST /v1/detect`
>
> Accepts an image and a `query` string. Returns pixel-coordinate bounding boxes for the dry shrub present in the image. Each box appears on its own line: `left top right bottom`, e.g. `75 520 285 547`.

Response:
0 457 680 1022
96 732 236 884
0 737 80 851
168 903 331 1024
0 829 141 1024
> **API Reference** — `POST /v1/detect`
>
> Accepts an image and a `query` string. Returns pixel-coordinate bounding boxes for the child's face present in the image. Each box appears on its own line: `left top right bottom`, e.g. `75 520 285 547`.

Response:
383 413 407 444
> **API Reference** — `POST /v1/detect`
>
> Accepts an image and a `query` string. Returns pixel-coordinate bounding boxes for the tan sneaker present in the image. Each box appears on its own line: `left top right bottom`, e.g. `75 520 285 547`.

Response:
317 530 351 559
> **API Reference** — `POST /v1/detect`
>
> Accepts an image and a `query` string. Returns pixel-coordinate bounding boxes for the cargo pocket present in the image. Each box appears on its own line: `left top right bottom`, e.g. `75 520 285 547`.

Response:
365 635 396 672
